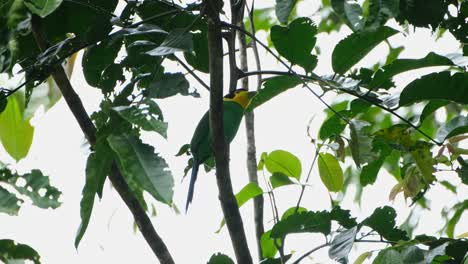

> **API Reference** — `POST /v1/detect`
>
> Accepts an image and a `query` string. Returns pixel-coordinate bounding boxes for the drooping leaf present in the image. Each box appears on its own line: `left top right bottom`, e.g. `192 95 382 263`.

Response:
436 116 468 142
275 0 298 24
271 17 318 72
24 0 63 17
113 105 168 138
146 29 193 56
446 201 468 238
246 76 302 112
332 26 399 74
370 52 454 89
145 72 192 99
399 72 468 106
264 150 302 180
0 186 21 215
270 210 331 238
362 206 409 242
270 172 295 189
107 134 174 204
207 253 234 264
0 239 40 264
0 93 34 161
261 230 278 259
328 226 358 263
373 249 403 264
318 153 344 192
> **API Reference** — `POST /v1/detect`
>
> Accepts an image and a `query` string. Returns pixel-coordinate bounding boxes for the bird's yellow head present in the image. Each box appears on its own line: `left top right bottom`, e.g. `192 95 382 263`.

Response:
223 88 257 109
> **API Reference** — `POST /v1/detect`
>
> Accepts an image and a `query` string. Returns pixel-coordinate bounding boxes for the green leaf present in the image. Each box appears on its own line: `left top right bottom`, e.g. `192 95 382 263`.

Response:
419 100 449 124
332 26 399 74
349 120 376 168
184 31 209 73
409 141 434 184
281 206 308 220
0 239 40 264
145 72 191 99
331 206 358 228
270 172 295 189
24 0 63 17
436 116 468 142
270 210 331 238
207 253 234 264
370 52 454 89
260 255 292 264
264 150 302 180
0 186 21 215
318 153 344 192
107 134 174 204
113 105 168 138
0 90 8 114
373 249 403 264
246 76 302 112
275 0 298 24
319 110 353 140
261 230 278 259
146 29 193 56
0 93 34 161
401 246 425 263
331 0 364 31
365 0 399 30
235 182 263 208
354 252 371 264
75 142 112 248
271 17 318 72
399 72 468 106
447 201 468 238
328 226 358 263
457 158 468 185
12 169 61 209
363 206 408 242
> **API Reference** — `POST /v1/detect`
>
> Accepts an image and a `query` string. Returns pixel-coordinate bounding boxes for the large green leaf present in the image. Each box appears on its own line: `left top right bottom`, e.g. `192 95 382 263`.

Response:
146 29 193 56
246 75 302 112
370 52 454 89
107 134 174 204
331 206 358 229
332 26 399 74
328 226 358 263
261 230 278 259
0 239 40 264
144 72 191 98
319 110 353 140
399 72 468 106
264 150 302 180
271 17 318 72
113 105 168 138
318 153 344 192
362 206 408 242
275 0 298 24
23 0 63 17
270 172 295 189
270 210 331 238
0 185 21 215
373 249 403 264
0 93 34 161
436 116 468 142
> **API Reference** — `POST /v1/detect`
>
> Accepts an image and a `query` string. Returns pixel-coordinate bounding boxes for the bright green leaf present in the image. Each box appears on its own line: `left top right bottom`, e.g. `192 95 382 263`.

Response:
318 153 344 192
246 76 302 112
261 230 278 259
235 182 263 208
270 172 295 189
271 210 331 238
281 206 308 220
332 26 399 74
264 150 302 180
275 0 298 24
24 0 63 17
354 252 371 264
436 115 468 142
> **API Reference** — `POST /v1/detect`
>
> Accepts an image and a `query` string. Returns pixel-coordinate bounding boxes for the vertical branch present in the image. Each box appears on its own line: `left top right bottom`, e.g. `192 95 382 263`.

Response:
239 20 265 261
204 1 253 263
227 0 244 92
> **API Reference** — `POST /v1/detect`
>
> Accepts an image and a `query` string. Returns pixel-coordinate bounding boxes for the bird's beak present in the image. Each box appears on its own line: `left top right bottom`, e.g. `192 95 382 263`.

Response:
247 91 257 98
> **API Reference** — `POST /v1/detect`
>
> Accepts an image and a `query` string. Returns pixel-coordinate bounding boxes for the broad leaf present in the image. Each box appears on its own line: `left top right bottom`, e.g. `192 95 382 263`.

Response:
113 105 168 138
318 153 344 192
261 230 278 259
329 226 358 263
331 0 364 31
363 206 408 242
246 76 302 111
370 52 454 89
399 72 468 106
184 31 209 73
275 0 298 24
409 141 434 184
271 17 318 72
207 253 234 264
107 134 174 204
332 26 399 74
270 210 331 238
0 93 34 161
145 73 191 99
0 186 20 215
264 150 302 180
270 172 294 189
349 120 375 167
373 249 403 264
24 0 63 17
0 239 40 264
319 110 353 140
365 0 400 30
146 29 193 56
331 206 358 229
260 255 293 264
436 116 468 142
419 100 449 124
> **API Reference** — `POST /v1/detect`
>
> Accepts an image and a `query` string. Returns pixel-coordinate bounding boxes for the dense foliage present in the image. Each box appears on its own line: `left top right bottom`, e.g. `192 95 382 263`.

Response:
0 0 467 263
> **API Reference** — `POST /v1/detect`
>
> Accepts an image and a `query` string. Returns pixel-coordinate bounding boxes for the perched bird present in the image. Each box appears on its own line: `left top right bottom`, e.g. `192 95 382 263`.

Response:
186 88 256 211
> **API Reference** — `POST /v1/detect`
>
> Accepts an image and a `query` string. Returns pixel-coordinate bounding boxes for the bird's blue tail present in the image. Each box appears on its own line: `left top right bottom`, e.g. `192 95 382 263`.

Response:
186 161 200 212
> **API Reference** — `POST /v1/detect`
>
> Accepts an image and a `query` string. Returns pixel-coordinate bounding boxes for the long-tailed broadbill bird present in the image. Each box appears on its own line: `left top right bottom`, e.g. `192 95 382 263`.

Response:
186 88 256 211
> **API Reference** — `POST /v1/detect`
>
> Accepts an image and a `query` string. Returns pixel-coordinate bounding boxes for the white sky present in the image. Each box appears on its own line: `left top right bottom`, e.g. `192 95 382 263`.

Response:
1 0 467 263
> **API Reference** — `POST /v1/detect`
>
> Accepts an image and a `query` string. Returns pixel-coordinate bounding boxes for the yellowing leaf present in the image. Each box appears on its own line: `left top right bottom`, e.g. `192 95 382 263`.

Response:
318 153 344 192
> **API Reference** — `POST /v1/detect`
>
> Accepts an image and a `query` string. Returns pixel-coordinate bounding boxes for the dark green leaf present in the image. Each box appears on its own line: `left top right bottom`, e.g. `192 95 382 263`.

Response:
145 72 191 98
457 158 468 185
270 210 331 238
107 134 174 204
399 72 468 106
271 17 318 72
246 76 302 111
24 0 62 17
318 153 344 192
363 206 409 242
207 253 234 264
331 206 358 228
328 226 358 263
373 249 403 264
331 0 364 31
184 31 209 73
0 186 21 215
264 150 302 180
350 99 372 114
332 26 399 74
396 0 447 28
270 172 295 189
365 0 399 30
436 115 468 142
401 246 425 263
146 29 193 56
0 90 8 113
370 52 454 89
12 169 61 209
319 110 353 140
175 144 191 156
446 200 468 238
275 0 298 24
113 105 168 138
349 120 376 167
261 230 278 259
419 100 449 124
0 239 40 264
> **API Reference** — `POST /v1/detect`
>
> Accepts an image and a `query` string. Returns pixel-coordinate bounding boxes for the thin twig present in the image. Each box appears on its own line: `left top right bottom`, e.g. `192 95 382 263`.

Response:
173 55 210 91
292 243 329 264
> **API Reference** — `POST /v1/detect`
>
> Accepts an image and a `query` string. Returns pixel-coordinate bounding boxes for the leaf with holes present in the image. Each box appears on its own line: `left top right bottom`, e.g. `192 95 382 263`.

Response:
0 186 21 215
318 153 344 192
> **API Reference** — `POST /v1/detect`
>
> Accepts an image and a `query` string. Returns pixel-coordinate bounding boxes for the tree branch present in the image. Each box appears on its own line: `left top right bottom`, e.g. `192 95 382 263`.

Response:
31 15 175 264
205 0 253 263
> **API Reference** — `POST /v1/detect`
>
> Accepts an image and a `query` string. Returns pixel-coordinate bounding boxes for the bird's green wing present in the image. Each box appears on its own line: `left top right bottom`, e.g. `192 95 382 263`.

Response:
222 101 245 143
190 110 211 162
